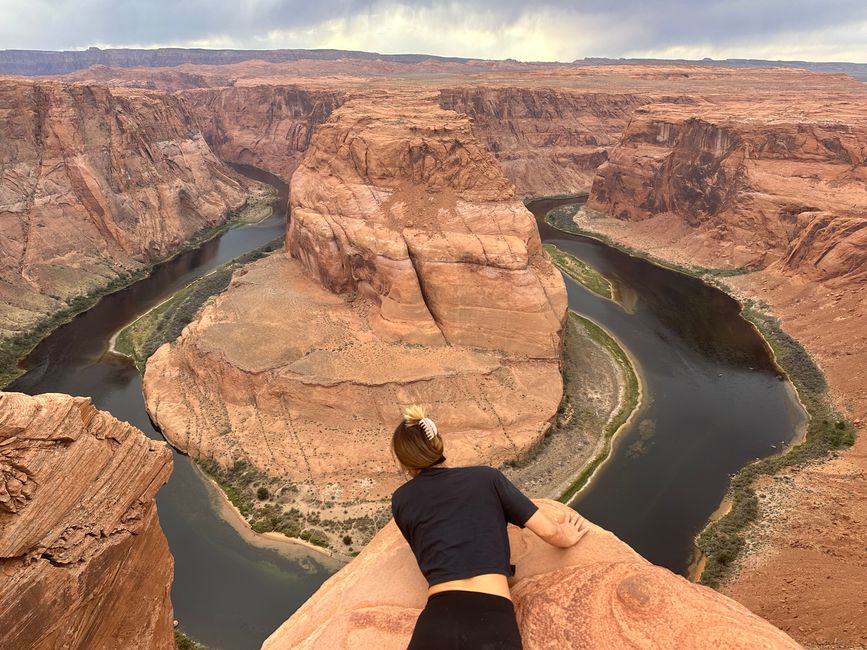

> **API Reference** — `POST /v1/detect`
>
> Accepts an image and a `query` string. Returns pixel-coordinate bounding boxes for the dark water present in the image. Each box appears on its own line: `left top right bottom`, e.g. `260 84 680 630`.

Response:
531 198 806 573
8 165 337 650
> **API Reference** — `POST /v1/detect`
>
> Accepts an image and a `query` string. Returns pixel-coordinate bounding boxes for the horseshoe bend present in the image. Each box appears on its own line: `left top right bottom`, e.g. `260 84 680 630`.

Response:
0 51 864 650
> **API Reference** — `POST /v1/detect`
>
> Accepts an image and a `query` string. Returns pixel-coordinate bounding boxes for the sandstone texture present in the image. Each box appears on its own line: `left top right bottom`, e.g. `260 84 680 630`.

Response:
143 94 566 549
437 87 651 197
287 94 566 357
0 77 257 342
180 85 345 181
263 499 802 650
0 391 174 650
587 100 867 278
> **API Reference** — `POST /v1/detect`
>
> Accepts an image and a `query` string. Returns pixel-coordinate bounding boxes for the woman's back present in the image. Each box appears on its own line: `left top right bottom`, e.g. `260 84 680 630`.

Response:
391 465 539 588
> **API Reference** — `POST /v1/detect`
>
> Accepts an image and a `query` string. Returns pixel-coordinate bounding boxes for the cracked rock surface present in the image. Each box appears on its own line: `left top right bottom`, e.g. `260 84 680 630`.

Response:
0 391 174 650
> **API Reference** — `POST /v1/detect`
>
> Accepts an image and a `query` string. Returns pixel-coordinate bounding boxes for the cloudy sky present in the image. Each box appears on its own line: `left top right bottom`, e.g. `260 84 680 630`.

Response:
2 0 866 63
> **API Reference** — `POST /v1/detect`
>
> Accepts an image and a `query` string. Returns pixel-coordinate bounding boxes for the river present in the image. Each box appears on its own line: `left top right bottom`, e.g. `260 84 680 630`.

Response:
6 183 805 649
531 197 807 573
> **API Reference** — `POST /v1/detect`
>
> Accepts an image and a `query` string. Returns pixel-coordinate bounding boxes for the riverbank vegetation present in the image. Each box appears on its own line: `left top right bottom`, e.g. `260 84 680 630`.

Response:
557 313 640 502
543 243 613 299
115 239 282 369
0 189 276 388
175 631 210 650
696 303 856 587
197 456 382 554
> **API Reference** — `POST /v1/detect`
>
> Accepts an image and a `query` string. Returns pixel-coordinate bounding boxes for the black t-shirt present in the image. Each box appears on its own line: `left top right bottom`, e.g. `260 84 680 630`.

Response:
391 465 540 587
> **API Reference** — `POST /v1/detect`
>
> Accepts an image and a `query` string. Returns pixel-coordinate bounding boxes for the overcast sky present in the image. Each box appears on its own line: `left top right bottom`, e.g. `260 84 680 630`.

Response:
2 0 866 63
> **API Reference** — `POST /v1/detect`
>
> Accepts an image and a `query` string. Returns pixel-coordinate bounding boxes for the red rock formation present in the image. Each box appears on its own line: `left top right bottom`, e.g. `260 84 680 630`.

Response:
587 101 867 276
571 79 867 646
262 499 802 649
0 77 257 342
0 391 174 650
180 85 345 181
143 94 566 548
288 93 566 357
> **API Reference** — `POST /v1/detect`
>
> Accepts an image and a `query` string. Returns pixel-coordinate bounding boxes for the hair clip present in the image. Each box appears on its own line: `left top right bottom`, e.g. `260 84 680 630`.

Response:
419 417 438 440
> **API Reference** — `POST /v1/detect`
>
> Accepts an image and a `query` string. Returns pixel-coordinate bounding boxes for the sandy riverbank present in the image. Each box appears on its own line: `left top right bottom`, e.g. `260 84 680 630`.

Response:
193 461 348 567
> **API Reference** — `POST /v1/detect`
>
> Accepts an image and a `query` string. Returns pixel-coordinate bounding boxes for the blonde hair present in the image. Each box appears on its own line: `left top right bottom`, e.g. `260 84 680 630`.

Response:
392 404 445 470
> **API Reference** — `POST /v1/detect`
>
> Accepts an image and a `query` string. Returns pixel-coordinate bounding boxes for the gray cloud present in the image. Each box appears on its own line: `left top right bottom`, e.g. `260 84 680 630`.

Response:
1 0 865 62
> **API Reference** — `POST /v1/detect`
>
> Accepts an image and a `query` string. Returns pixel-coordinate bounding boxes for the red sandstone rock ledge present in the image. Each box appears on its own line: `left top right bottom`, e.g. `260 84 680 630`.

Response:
263 499 802 649
0 391 174 649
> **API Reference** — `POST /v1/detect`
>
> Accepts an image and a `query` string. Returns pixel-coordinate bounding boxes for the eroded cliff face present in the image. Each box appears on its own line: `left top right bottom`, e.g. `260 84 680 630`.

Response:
180 85 346 181
587 103 867 279
262 499 802 650
438 87 653 197
0 391 174 650
143 94 567 549
0 77 257 342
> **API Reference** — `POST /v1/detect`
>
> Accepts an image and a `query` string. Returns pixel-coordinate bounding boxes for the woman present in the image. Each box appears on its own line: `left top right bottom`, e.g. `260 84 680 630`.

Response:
391 405 587 650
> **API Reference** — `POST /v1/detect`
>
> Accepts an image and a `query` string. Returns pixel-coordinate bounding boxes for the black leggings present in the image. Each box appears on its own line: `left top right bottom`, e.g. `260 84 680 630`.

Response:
407 590 523 650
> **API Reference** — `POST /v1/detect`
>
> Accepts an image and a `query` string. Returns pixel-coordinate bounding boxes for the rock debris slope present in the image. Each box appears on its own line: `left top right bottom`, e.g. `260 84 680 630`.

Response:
262 500 802 650
0 391 174 650
143 94 567 547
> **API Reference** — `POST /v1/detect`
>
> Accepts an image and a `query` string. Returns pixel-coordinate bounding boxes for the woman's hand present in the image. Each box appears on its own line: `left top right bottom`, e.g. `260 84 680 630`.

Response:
525 508 589 548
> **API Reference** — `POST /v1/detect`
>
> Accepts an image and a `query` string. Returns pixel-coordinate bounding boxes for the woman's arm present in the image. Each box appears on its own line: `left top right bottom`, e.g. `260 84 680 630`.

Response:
524 508 588 548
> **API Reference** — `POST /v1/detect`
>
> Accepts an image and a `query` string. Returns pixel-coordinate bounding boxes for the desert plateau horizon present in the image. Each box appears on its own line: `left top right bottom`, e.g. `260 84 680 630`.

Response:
1 5 865 649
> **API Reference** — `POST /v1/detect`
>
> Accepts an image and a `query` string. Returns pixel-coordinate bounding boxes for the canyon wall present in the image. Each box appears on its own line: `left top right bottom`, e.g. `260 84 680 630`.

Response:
587 102 867 276
0 77 258 343
180 85 346 181
438 87 652 197
143 93 567 550
263 499 801 650
0 391 174 649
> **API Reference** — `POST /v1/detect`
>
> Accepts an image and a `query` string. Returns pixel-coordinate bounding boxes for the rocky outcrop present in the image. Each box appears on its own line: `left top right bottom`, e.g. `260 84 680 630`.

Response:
0 77 258 342
262 499 802 649
587 103 867 276
143 94 566 549
288 93 566 357
438 87 652 197
180 85 346 181
0 391 174 650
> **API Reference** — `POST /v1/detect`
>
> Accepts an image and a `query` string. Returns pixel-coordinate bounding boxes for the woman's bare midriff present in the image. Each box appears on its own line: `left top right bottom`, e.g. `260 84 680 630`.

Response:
427 573 512 600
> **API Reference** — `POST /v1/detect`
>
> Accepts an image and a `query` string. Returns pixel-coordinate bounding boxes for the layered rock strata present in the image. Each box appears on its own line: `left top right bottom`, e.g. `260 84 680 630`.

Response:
438 87 652 197
180 85 346 181
0 77 257 342
0 391 174 650
587 102 867 277
262 499 802 649
144 95 567 548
